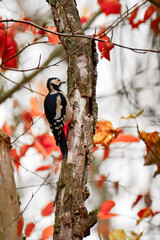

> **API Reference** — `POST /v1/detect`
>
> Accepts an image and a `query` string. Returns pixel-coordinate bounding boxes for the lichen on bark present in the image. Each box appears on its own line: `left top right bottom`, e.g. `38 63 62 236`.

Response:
48 0 98 239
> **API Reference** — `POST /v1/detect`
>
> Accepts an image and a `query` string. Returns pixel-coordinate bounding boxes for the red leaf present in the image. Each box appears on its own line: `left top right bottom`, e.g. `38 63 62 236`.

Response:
30 25 36 35
153 211 160 216
20 144 31 157
132 195 143 208
25 222 35 237
10 148 20 170
151 17 160 36
41 225 54 240
98 35 114 61
93 145 99 152
21 111 32 124
33 133 60 159
144 5 156 21
113 134 140 143
103 146 110 160
17 215 24 237
1 122 13 136
80 16 88 25
98 0 121 16
2 33 18 70
36 165 52 172
98 200 117 219
46 26 59 45
95 174 106 188
128 5 156 29
128 8 139 28
41 201 54 216
138 207 153 218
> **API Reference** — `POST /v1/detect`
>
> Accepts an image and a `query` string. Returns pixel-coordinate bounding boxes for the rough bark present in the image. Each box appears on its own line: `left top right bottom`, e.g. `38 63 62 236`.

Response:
0 130 22 240
48 0 98 239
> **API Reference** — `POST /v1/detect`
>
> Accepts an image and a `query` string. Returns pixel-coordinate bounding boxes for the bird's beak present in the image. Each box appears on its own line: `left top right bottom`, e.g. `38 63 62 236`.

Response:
61 81 66 85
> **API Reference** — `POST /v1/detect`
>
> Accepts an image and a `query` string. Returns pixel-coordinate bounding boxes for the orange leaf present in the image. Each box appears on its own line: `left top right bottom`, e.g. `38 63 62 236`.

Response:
30 25 36 35
33 133 60 159
17 215 24 237
25 222 35 237
132 195 143 208
93 145 99 152
139 131 160 146
36 165 52 172
1 122 13 136
41 201 54 216
113 134 140 143
98 35 114 61
103 146 110 160
98 200 117 219
94 120 120 147
41 225 54 240
46 26 59 45
151 16 160 36
98 0 121 16
30 97 43 117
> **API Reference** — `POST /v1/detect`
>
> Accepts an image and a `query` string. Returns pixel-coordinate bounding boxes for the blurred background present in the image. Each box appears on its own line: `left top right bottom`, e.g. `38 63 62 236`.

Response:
0 0 160 239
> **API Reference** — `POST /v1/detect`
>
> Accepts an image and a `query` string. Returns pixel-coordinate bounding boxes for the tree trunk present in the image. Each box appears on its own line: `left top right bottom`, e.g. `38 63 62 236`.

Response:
0 130 22 240
48 0 98 239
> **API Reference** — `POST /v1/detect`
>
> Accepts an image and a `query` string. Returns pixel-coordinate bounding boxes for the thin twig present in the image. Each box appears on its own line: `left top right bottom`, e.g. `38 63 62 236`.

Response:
2 41 49 65
12 159 46 180
11 114 45 144
0 72 46 97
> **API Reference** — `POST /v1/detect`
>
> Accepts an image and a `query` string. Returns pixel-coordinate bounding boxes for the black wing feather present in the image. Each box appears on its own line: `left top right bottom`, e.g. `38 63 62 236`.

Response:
44 92 68 158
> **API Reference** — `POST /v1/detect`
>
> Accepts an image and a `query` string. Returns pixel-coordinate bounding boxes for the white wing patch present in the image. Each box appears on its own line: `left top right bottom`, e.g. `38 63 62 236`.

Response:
55 95 62 119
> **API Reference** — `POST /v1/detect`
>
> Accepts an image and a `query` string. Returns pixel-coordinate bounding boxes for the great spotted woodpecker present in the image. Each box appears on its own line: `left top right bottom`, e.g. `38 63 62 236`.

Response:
44 78 73 158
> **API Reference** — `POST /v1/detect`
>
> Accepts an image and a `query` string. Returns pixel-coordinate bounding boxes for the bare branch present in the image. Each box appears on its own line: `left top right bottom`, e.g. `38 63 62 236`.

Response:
0 45 63 104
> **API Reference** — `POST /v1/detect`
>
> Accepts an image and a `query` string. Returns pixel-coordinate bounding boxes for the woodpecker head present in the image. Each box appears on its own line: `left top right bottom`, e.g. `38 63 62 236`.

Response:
47 78 64 92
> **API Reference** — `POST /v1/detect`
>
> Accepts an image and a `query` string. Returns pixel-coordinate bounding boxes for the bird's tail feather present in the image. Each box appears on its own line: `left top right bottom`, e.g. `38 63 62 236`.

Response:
51 128 68 158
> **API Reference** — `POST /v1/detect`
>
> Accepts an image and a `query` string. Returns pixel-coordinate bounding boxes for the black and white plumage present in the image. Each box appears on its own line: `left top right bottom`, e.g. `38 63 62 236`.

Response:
44 78 72 158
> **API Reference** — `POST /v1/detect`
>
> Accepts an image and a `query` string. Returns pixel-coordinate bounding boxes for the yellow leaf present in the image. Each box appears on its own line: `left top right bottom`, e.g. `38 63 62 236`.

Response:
121 110 144 119
129 231 143 240
136 232 143 240
109 229 127 240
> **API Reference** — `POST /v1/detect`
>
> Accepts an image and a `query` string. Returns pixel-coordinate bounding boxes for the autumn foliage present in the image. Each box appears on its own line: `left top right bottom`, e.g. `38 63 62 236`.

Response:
0 0 160 239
